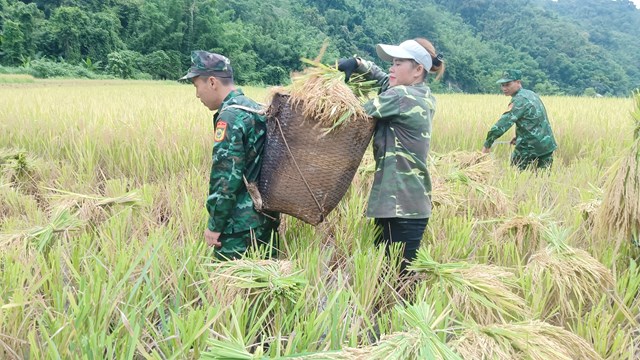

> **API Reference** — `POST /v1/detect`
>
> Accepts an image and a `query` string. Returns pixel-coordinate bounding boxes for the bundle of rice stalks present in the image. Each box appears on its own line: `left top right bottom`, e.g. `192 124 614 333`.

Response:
45 187 140 224
494 212 550 259
428 162 461 213
441 151 496 183
274 302 461 360
450 328 523 360
202 335 265 360
408 249 529 324
0 148 42 195
444 151 492 168
206 259 306 305
451 321 603 360
525 227 615 324
595 90 640 246
576 198 601 226
464 181 511 218
430 177 464 212
0 148 32 181
0 207 84 252
336 329 460 360
440 168 511 218
283 57 375 133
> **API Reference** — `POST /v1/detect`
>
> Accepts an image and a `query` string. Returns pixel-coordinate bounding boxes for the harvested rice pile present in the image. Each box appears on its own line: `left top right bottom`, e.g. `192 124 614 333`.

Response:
595 90 640 245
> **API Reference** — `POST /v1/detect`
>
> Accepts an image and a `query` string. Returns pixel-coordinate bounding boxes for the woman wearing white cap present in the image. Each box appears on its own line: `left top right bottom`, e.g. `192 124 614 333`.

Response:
338 38 444 274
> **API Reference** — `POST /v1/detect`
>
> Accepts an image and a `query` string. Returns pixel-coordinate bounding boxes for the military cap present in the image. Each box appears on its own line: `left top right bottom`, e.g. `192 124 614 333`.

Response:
179 50 233 81
496 69 522 84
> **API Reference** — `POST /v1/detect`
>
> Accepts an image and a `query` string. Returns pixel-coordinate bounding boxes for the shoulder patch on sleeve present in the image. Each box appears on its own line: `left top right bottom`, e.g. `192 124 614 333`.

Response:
214 121 227 142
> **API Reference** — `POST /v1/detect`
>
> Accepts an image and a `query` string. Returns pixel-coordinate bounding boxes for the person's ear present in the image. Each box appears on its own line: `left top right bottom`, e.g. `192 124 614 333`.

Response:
414 63 425 77
207 76 217 87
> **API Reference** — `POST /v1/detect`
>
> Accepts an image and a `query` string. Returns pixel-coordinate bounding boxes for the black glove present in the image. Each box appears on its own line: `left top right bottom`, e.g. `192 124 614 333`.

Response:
337 57 358 83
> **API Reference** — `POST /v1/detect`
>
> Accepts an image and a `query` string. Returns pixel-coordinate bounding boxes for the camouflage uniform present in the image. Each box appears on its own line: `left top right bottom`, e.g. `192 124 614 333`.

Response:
485 71 557 170
180 51 278 260
208 90 279 259
357 59 435 219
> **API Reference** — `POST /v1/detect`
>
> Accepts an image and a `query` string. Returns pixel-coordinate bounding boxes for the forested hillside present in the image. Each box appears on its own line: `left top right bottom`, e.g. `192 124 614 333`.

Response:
1 0 638 95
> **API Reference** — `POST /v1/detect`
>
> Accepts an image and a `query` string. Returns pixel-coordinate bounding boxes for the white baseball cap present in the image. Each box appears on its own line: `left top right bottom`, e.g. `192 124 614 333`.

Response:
376 40 432 70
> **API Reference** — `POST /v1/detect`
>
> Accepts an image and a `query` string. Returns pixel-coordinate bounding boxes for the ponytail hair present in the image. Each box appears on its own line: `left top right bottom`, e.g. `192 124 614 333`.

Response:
414 37 445 81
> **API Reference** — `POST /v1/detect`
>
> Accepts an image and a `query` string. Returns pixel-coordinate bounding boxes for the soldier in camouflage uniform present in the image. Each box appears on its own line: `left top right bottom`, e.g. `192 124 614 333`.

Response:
338 38 445 272
179 51 279 260
482 69 557 170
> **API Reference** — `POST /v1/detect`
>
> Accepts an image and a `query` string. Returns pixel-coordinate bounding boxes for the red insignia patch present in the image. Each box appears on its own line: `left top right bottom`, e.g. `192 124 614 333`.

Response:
214 121 227 142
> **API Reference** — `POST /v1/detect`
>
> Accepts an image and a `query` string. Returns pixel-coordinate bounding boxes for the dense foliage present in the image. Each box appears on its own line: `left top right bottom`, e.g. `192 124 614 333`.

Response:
0 0 638 94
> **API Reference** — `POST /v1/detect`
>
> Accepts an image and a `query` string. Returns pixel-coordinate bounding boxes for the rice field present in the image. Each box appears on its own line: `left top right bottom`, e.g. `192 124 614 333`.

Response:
1 79 638 359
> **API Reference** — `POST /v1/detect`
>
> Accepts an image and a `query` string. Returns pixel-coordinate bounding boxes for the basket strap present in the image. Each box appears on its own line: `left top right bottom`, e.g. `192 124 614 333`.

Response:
226 104 277 220
225 104 267 115
272 115 325 221
242 175 278 221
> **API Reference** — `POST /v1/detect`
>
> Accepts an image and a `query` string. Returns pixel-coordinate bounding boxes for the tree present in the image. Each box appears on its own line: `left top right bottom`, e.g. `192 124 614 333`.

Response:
1 20 25 65
48 6 91 63
106 50 142 78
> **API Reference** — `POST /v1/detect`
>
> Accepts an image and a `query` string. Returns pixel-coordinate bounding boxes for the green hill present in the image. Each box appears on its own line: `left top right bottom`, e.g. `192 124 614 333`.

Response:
1 0 638 95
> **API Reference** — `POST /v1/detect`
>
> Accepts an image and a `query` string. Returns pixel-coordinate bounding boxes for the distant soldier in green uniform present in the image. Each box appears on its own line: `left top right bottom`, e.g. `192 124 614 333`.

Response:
179 51 278 260
338 38 445 272
482 69 557 170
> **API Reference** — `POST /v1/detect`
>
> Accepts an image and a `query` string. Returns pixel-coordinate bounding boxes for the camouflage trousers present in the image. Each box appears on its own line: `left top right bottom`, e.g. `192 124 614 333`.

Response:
215 220 279 260
511 151 554 171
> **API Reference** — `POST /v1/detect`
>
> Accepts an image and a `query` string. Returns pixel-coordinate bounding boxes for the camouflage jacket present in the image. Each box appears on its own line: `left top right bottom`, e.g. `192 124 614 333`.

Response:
484 88 557 157
357 60 435 219
207 89 272 234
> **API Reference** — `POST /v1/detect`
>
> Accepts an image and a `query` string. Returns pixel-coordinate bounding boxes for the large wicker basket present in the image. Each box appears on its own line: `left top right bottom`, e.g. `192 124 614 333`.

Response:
256 93 375 225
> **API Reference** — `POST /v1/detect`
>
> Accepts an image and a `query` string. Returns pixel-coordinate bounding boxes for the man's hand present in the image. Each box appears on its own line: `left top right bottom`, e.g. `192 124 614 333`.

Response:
510 136 516 145
337 57 358 83
204 228 222 248
482 146 491 154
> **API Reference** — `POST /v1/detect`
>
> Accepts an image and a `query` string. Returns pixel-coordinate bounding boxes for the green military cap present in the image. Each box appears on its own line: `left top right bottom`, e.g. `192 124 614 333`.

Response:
496 69 522 84
179 50 233 81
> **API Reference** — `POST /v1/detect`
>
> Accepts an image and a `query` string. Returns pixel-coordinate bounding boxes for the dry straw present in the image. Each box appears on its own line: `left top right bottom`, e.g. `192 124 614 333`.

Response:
409 250 529 324
451 321 603 360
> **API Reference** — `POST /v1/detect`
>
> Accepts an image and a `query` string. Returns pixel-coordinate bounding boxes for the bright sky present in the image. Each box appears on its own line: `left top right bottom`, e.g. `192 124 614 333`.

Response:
633 0 640 9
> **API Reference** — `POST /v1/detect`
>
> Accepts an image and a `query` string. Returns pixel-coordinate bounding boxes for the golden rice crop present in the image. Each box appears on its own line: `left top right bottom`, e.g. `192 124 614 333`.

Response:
283 58 372 132
594 90 640 246
494 212 549 260
452 321 603 360
525 228 615 324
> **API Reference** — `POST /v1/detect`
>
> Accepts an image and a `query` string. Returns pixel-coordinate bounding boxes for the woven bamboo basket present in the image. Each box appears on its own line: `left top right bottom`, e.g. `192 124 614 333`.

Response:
256 92 374 225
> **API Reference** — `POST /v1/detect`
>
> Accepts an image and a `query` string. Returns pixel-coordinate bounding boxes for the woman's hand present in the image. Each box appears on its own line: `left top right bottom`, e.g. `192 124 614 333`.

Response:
337 57 359 82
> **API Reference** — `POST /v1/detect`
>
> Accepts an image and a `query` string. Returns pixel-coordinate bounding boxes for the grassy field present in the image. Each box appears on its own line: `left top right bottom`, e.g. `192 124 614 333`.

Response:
1 79 638 359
